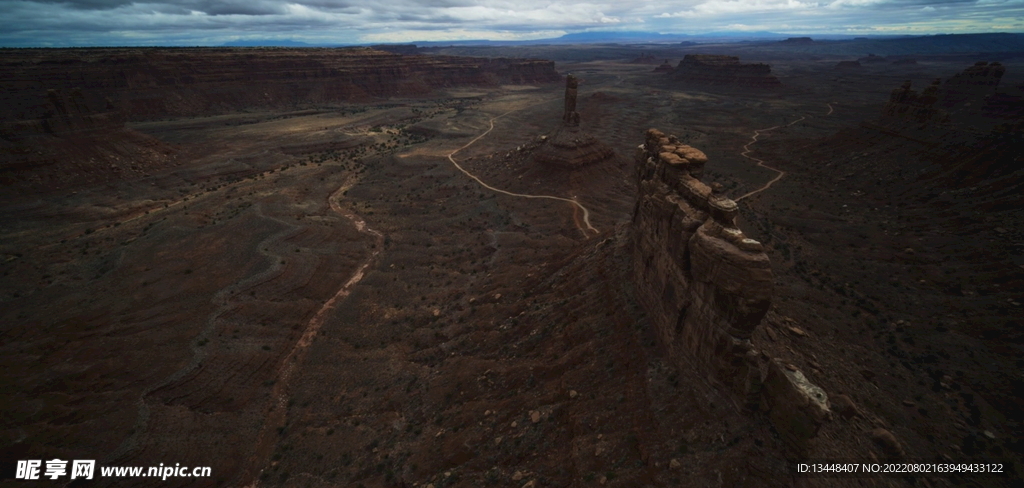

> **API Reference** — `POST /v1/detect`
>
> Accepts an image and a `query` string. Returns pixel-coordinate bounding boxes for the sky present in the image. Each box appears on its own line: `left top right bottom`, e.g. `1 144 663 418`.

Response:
0 0 1022 47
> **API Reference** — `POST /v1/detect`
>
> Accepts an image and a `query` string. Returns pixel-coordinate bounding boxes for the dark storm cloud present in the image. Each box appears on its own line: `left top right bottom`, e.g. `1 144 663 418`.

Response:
27 0 134 9
27 1 304 15
1 0 1022 47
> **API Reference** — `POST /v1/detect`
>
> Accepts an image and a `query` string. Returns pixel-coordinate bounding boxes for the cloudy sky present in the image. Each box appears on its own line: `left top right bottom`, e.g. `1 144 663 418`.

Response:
1 0 1022 47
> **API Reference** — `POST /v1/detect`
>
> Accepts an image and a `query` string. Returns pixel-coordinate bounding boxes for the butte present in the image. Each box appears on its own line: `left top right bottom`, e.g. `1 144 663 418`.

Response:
532 74 616 169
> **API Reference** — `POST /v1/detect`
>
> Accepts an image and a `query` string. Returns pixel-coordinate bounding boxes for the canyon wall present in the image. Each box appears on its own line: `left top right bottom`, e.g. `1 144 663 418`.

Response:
872 61 1024 188
0 86 175 191
0 47 561 122
669 55 781 88
632 129 771 406
880 61 1017 132
632 129 829 451
0 47 559 192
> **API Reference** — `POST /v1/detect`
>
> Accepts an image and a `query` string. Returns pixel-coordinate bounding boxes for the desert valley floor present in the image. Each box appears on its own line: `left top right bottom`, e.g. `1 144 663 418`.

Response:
2 45 1023 487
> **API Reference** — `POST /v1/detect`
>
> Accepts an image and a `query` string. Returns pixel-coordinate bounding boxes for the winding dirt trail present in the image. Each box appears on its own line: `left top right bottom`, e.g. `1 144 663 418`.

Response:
241 178 384 488
734 103 837 202
446 107 600 237
734 116 803 202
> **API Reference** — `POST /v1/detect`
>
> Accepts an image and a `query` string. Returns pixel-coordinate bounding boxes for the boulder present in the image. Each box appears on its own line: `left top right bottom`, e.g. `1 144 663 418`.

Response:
763 359 831 453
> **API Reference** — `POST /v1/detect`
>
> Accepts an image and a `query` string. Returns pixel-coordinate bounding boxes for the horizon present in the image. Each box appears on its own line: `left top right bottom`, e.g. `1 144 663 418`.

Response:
1 0 1023 48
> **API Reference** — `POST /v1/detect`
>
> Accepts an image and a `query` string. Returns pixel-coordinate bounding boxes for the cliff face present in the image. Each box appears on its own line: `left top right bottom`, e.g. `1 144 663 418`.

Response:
872 61 1023 189
632 129 771 404
0 47 559 193
0 48 561 121
669 55 781 89
0 87 174 191
880 61 1013 130
1 88 125 137
633 129 829 452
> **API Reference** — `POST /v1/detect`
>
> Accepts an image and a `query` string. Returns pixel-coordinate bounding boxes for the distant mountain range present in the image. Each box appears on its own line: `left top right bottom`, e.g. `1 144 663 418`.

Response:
221 39 319 47
219 32 1024 57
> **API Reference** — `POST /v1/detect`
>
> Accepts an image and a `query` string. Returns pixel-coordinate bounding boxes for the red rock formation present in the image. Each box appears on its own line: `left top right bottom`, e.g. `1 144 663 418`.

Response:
633 129 768 405
938 61 1005 111
0 87 175 192
763 360 831 453
532 75 615 168
880 62 1014 130
632 129 829 452
0 47 561 121
669 55 781 88
880 78 949 124
0 47 559 192
870 62 1023 187
652 60 673 73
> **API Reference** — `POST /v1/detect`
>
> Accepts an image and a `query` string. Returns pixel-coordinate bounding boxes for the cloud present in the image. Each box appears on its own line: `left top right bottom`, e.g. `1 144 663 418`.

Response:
0 0 1022 46
658 0 820 19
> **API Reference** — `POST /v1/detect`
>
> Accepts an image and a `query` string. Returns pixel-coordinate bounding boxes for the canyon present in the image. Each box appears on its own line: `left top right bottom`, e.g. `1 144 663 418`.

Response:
1 44 1022 487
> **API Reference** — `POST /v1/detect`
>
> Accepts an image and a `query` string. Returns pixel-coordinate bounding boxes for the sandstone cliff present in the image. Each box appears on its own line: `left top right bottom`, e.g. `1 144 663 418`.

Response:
0 47 560 193
669 55 781 89
880 62 1017 134
0 88 174 191
871 62 1023 189
0 47 561 122
632 129 829 452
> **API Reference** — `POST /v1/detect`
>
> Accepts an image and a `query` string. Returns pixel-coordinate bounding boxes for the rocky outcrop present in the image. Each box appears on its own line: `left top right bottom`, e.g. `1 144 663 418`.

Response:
880 62 1014 131
669 55 781 88
0 87 175 192
1 88 124 137
937 61 1005 111
871 62 1023 186
653 60 673 73
881 78 949 124
0 47 561 122
632 128 770 404
632 129 830 452
762 359 831 453
532 75 615 169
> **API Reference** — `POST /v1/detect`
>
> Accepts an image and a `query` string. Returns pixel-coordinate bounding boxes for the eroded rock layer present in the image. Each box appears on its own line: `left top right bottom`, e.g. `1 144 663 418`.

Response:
881 61 1014 130
0 87 175 190
632 129 830 452
532 127 616 169
532 74 615 168
0 47 560 121
669 54 781 88
632 129 770 403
